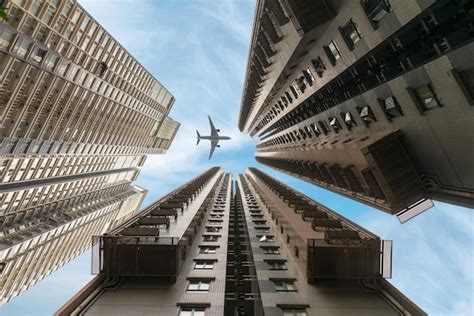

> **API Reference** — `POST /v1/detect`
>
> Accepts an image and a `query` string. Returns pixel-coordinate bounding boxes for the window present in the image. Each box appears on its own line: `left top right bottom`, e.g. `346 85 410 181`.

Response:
205 226 221 233
324 41 341 66
379 96 403 120
302 69 315 85
194 260 215 270
44 53 59 70
281 307 308 316
290 84 299 99
262 246 280 254
255 227 271 233
285 91 293 103
179 307 206 316
329 117 341 132
409 84 442 112
12 38 32 58
203 235 220 242
318 121 330 135
199 246 218 254
208 219 223 224
0 29 15 49
362 0 391 28
311 56 326 77
187 280 210 292
267 260 287 270
341 111 357 130
274 280 296 292
357 105 376 127
32 47 47 64
258 234 274 242
340 19 361 49
453 68 474 104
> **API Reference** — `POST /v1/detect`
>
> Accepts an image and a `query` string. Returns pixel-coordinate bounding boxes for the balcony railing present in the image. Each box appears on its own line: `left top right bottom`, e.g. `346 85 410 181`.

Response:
307 238 392 283
91 235 183 279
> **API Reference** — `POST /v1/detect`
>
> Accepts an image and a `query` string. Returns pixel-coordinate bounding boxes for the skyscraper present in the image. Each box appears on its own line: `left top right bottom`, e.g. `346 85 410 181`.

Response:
0 0 179 304
239 0 474 222
57 167 425 315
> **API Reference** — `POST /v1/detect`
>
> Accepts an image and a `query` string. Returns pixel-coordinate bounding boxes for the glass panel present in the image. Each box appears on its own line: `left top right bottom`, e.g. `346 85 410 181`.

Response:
0 29 15 49
415 85 439 109
199 282 209 291
329 41 341 60
13 39 31 58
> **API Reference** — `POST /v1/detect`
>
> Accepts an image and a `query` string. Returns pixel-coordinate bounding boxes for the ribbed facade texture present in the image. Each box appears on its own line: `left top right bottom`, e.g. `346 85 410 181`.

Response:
57 167 425 316
0 0 179 304
239 0 474 222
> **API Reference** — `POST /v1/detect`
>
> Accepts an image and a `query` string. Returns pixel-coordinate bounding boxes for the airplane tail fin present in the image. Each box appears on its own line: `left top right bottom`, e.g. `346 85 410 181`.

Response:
196 130 201 145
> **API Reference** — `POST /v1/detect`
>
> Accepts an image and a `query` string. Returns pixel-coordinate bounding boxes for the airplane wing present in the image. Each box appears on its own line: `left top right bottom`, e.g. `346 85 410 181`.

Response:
208 140 219 160
208 116 219 137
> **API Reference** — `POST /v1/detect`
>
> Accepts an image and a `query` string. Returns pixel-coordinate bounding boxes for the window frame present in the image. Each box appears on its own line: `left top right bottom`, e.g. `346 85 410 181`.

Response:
407 83 442 113
273 280 297 292
193 260 215 270
187 279 211 292
324 40 341 66
340 18 361 50
179 306 207 316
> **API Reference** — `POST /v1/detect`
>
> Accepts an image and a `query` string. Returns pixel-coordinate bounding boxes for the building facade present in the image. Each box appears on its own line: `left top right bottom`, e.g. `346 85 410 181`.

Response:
0 0 179 304
57 167 425 316
239 0 474 222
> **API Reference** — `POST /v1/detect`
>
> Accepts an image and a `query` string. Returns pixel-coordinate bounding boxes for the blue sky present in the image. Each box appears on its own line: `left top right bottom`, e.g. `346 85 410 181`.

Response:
2 1 473 315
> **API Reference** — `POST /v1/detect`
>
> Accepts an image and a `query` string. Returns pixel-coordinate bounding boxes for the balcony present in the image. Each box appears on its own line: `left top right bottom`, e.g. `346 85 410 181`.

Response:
91 235 184 281
362 131 433 219
307 238 392 283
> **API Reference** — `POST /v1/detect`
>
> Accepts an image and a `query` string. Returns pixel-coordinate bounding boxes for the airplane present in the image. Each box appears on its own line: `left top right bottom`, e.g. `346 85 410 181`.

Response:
196 116 231 160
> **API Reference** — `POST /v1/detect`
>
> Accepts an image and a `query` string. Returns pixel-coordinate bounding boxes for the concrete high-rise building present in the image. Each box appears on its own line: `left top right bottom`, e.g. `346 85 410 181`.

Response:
57 167 425 316
239 0 474 222
0 0 179 304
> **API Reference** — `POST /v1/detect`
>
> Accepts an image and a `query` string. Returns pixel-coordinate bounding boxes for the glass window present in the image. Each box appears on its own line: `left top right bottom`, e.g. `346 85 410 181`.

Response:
32 47 47 64
274 280 296 292
411 84 441 111
187 280 210 292
199 246 218 254
328 41 341 60
203 235 219 242
0 29 15 49
342 19 361 49
179 307 206 316
258 234 274 242
262 247 280 254
205 226 221 233
194 260 214 270
44 53 59 70
29 0 43 17
302 68 315 85
267 261 287 270
312 57 326 78
380 96 403 119
362 0 391 27
324 40 341 66
42 6 55 24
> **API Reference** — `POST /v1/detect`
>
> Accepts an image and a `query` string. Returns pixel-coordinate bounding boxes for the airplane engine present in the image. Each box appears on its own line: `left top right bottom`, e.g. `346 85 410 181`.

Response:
217 129 220 132
217 145 221 148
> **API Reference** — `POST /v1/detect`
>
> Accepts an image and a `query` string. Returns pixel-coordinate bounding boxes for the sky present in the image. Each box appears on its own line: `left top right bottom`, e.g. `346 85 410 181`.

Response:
1 1 473 315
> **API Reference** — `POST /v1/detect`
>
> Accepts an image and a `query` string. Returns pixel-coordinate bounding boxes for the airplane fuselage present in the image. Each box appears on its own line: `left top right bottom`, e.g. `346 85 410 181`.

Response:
198 135 231 141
